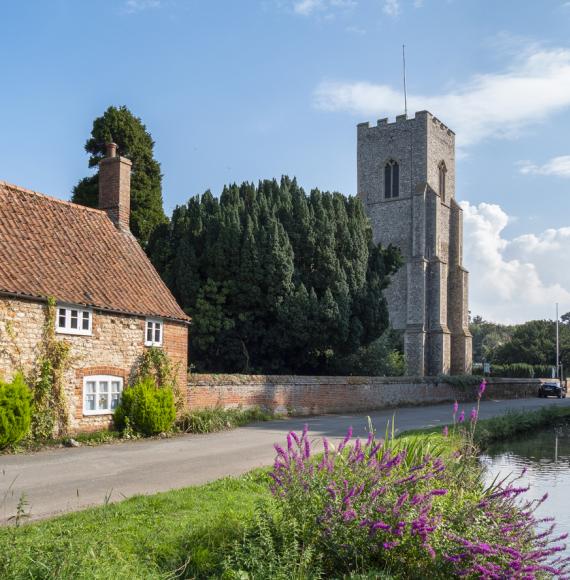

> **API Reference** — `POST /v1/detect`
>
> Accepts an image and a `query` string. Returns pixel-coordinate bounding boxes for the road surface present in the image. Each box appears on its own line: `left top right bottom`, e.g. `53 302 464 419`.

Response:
1 396 568 523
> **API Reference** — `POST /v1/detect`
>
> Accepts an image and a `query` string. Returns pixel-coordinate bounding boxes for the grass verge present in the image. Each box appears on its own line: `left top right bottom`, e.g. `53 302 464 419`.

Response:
474 404 570 447
0 470 271 579
177 406 276 434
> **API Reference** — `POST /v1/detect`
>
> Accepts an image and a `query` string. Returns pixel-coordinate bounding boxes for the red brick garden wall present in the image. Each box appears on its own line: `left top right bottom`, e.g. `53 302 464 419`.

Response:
187 375 541 415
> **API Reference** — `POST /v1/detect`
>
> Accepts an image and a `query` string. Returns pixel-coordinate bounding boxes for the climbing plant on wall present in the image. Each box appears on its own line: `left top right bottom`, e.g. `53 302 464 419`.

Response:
28 297 72 440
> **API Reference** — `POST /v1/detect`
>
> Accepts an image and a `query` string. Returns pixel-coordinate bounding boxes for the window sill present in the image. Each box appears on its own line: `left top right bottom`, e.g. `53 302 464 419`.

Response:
83 410 115 416
56 328 92 337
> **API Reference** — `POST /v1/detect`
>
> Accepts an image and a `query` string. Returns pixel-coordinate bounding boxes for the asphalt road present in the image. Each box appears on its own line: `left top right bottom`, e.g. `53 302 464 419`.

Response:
1 396 569 523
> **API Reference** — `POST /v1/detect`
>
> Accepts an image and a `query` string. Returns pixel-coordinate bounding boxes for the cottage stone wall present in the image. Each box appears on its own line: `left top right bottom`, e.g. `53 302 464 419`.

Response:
187 374 540 415
0 296 188 432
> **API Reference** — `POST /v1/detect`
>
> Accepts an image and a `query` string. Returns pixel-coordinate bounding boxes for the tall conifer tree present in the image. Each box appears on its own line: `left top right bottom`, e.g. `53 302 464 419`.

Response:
72 106 166 246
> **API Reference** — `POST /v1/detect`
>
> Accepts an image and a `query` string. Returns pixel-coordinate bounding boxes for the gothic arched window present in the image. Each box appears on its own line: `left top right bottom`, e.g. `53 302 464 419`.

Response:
384 160 399 199
438 161 447 203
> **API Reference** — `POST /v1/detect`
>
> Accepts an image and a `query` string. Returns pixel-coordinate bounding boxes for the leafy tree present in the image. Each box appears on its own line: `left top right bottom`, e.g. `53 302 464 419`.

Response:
72 106 166 246
493 320 568 367
469 315 512 363
149 177 403 374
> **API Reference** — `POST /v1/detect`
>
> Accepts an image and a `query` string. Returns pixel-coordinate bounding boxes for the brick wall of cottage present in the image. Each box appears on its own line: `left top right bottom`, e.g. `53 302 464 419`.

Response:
187 374 540 415
0 296 188 433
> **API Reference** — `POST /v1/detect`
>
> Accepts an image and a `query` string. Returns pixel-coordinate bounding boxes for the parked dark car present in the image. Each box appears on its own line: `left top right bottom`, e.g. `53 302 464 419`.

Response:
538 381 567 399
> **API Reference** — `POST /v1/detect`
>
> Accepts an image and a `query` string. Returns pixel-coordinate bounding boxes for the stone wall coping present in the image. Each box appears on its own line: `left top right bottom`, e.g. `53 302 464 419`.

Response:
187 374 542 386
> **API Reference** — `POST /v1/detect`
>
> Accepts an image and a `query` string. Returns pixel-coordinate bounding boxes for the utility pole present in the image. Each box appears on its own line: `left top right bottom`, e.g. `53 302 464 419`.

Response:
556 302 562 380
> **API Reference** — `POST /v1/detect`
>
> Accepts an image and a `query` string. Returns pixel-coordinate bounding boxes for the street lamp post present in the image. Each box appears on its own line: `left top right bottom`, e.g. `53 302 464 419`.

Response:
556 303 560 380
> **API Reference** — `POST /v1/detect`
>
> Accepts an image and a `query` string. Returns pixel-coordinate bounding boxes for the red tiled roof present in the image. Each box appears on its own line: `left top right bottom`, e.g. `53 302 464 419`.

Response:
0 181 190 323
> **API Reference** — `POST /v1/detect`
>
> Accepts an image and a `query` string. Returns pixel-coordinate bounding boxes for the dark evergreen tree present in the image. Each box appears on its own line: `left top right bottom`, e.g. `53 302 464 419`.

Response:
72 106 166 246
149 177 403 374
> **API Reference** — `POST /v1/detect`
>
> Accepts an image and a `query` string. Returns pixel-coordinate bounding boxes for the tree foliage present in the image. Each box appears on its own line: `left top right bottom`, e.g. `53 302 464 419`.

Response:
72 105 166 246
149 177 402 374
470 314 570 372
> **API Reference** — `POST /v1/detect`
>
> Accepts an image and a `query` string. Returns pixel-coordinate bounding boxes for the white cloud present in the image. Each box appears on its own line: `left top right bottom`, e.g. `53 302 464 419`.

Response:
291 0 355 16
124 0 160 13
313 47 570 148
383 0 400 16
346 24 366 35
518 155 570 177
461 201 570 323
293 0 323 15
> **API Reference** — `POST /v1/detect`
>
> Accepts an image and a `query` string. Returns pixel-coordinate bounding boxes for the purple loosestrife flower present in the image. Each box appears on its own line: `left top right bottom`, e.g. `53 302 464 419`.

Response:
453 400 459 415
343 509 357 522
442 425 449 437
458 410 465 423
470 407 478 422
478 378 487 398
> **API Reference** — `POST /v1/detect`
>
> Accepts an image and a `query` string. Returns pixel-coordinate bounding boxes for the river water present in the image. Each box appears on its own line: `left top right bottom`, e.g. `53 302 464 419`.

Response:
480 421 570 557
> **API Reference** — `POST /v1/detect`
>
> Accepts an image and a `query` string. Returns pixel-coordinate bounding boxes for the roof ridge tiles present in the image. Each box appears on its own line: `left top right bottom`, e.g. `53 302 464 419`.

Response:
0 180 107 215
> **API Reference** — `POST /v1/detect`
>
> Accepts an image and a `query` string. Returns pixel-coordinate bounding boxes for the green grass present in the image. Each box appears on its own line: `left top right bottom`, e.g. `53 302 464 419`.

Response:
0 470 272 579
2 406 568 579
474 405 570 447
177 406 276 434
399 404 570 449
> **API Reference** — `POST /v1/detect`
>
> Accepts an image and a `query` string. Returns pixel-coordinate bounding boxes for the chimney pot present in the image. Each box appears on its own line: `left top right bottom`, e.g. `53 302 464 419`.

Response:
106 142 117 158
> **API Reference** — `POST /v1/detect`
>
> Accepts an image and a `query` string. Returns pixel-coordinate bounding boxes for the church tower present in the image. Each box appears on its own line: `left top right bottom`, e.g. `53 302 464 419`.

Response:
357 111 472 376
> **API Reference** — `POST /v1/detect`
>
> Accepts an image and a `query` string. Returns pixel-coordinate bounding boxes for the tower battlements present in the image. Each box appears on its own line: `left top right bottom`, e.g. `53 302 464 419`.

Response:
357 110 455 135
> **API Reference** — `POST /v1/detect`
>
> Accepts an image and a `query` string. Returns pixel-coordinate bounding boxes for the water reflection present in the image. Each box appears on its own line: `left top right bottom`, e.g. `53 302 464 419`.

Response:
480 422 570 556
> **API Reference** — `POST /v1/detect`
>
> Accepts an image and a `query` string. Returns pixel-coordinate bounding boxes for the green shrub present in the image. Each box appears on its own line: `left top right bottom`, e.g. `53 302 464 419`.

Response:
0 373 32 448
114 376 176 436
532 364 555 378
177 406 273 434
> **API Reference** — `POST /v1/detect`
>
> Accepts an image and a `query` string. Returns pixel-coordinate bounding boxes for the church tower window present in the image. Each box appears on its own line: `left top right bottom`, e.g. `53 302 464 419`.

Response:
384 160 399 199
438 161 447 202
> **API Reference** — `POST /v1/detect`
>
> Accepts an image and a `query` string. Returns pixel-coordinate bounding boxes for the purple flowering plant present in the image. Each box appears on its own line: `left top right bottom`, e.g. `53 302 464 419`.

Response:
266 419 569 578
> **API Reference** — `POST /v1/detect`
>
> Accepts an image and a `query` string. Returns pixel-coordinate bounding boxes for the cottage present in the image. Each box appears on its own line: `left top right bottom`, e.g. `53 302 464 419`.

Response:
0 144 190 432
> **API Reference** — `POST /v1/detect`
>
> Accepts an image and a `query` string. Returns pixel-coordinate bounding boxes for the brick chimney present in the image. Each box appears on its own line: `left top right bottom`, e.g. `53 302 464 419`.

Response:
98 142 132 230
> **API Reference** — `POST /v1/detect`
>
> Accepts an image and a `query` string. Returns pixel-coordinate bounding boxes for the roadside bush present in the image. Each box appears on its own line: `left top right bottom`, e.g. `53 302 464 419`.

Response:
490 363 535 378
224 423 570 578
0 373 32 448
533 364 555 378
177 406 273 434
114 376 175 436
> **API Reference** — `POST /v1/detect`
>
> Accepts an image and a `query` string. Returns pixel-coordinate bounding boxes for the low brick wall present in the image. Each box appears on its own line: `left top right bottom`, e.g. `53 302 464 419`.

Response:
187 375 541 415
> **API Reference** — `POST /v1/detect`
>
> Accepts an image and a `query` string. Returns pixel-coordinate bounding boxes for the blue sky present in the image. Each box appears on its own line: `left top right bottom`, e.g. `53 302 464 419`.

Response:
1 0 570 323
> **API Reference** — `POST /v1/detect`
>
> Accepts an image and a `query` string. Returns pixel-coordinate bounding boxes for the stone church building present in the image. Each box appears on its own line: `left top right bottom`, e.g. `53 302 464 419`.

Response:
357 110 472 376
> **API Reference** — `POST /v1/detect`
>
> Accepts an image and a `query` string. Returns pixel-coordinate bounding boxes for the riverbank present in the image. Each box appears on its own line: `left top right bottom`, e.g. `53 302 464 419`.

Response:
1 404 569 578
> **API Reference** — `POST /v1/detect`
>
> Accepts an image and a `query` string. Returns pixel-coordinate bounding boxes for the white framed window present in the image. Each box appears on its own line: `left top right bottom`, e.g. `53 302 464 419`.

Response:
56 305 92 336
145 318 163 347
83 375 123 415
